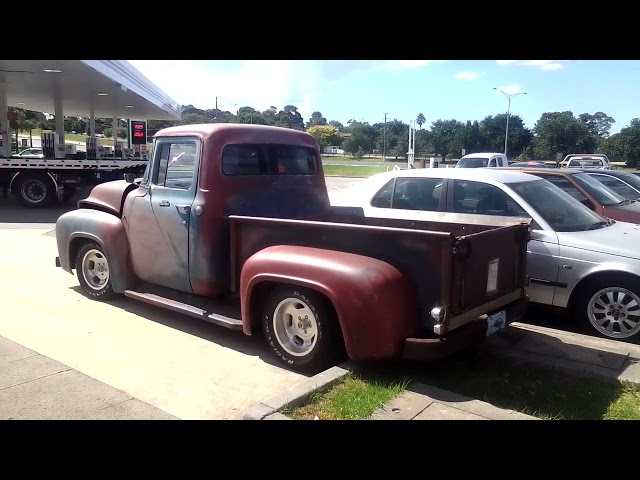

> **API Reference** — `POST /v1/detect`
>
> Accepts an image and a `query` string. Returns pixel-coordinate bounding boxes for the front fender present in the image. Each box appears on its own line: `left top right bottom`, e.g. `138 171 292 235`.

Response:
55 209 137 293
240 245 419 360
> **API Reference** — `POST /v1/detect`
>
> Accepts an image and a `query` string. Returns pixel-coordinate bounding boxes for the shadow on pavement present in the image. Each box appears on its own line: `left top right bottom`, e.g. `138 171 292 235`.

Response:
0 187 92 225
68 285 311 376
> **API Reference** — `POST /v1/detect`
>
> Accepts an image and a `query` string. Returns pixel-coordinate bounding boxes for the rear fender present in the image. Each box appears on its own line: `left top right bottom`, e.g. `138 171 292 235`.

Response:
55 209 137 293
240 245 419 360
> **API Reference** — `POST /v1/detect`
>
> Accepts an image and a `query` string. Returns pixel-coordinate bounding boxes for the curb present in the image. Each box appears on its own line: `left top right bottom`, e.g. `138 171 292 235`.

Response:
242 361 357 420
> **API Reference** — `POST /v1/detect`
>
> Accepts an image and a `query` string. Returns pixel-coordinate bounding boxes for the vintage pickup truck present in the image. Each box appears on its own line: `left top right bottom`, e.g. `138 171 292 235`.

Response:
54 124 531 373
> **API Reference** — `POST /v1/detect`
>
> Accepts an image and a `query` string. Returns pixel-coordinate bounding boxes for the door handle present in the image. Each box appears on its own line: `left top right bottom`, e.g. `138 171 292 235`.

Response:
175 204 191 214
159 200 170 207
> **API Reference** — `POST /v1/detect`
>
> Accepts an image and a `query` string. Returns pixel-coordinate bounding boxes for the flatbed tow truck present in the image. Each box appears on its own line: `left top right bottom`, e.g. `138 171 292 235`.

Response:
0 155 148 208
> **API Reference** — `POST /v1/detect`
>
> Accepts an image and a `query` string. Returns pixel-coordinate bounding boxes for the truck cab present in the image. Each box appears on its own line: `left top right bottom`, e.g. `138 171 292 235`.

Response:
455 152 508 168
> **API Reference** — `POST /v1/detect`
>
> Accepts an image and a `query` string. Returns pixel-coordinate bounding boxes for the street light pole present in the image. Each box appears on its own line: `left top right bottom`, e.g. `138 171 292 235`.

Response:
493 88 527 157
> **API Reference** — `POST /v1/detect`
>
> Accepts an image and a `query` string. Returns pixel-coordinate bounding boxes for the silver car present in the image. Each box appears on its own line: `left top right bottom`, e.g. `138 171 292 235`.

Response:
330 168 640 341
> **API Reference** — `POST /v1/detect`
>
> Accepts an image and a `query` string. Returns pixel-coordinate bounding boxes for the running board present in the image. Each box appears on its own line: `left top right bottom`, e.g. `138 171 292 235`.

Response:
123 290 244 330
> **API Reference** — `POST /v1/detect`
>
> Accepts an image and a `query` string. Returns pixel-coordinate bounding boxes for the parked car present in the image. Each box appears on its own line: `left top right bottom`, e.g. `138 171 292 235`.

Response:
580 169 640 201
15 147 44 159
330 168 640 341
509 161 553 168
560 154 614 170
455 152 508 168
501 168 640 223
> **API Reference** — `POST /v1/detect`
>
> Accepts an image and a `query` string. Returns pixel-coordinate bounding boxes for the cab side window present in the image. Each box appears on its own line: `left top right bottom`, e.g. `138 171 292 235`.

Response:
153 140 198 190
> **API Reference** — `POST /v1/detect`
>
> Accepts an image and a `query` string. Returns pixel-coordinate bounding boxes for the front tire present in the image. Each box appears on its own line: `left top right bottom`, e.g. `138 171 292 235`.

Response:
262 286 344 374
75 241 116 301
574 276 640 340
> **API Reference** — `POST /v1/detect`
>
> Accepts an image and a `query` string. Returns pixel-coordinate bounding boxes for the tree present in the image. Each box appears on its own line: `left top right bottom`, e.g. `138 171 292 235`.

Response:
578 112 615 138
599 133 625 161
180 113 209 125
306 111 327 129
276 105 305 130
307 125 341 150
416 113 426 129
429 119 465 161
329 120 344 131
617 119 640 167
531 111 596 160
479 114 532 156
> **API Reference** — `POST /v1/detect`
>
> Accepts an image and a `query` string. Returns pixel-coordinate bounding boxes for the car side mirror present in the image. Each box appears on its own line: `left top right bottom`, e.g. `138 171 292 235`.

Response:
124 173 135 183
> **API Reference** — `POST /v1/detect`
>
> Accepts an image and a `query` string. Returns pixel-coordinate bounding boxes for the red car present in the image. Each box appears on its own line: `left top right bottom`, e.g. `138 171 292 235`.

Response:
503 168 640 223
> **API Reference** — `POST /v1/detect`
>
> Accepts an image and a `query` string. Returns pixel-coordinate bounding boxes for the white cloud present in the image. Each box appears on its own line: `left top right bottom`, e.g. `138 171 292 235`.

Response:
495 84 523 95
496 60 569 71
127 60 443 119
454 71 479 80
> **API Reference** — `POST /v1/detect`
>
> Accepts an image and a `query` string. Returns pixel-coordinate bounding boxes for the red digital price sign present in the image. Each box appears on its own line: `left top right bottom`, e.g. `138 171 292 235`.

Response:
130 120 147 145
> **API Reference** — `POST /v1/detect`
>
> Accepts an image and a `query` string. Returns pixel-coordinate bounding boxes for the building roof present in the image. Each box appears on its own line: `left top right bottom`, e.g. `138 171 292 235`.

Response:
0 60 181 120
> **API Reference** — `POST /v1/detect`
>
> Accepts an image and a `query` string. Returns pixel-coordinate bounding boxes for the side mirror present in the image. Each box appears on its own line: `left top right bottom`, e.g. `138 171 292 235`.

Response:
124 173 135 183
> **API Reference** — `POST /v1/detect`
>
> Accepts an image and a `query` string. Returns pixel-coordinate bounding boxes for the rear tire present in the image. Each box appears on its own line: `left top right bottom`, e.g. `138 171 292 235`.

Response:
15 174 55 208
262 286 345 374
75 241 116 301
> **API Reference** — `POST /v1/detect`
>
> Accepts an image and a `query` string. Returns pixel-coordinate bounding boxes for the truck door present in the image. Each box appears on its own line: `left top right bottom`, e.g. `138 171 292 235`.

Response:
129 136 200 293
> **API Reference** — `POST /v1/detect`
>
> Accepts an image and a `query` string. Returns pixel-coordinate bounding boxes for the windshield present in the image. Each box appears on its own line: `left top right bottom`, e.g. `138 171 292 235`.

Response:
456 157 489 168
570 172 627 206
616 172 640 191
509 179 606 232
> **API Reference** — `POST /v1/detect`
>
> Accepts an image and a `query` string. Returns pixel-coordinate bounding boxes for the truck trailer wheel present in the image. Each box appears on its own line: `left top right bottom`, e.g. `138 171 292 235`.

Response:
15 174 55 208
262 286 344 374
74 241 116 301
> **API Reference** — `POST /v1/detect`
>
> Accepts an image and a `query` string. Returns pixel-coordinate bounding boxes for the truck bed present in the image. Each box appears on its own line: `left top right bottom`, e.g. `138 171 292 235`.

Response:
228 208 530 336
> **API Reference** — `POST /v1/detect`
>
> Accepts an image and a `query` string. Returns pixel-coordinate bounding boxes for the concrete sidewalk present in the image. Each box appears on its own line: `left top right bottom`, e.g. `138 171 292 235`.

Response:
0 336 177 420
244 323 640 420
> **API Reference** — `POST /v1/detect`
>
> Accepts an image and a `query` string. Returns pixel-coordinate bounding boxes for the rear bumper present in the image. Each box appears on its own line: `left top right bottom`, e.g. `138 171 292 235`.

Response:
402 297 529 362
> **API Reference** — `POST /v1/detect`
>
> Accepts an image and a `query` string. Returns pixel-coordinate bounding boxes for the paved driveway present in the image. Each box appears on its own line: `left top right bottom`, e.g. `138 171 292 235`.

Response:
0 188 313 419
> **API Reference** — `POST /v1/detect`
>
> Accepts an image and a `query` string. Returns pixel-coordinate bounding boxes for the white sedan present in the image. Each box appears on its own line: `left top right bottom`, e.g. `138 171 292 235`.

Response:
330 167 640 342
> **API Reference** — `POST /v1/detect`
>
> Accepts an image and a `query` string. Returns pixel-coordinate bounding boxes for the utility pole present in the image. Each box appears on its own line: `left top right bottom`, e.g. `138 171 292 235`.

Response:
215 96 218 110
383 112 388 161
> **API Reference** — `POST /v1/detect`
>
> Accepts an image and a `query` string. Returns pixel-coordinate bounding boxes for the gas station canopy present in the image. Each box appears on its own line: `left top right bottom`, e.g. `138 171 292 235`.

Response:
0 60 182 121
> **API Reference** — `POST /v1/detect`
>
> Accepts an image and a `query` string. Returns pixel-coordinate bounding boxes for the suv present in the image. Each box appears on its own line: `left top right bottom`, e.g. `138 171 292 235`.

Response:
455 152 508 168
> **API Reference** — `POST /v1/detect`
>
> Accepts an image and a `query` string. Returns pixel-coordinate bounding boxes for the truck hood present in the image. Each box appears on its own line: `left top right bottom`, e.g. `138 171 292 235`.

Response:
77 180 138 217
557 220 640 260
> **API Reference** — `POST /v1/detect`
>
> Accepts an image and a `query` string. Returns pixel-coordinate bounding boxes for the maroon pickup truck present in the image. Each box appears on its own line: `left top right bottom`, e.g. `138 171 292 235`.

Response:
55 124 531 373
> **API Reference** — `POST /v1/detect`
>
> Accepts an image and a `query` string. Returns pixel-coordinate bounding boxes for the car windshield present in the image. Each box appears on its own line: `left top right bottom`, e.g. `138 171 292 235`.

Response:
456 157 488 168
570 172 627 206
615 172 640 192
509 179 607 232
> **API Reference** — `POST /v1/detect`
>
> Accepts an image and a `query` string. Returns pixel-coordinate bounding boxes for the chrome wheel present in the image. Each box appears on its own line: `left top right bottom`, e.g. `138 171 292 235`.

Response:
272 297 318 357
587 287 640 339
21 179 47 204
81 249 110 291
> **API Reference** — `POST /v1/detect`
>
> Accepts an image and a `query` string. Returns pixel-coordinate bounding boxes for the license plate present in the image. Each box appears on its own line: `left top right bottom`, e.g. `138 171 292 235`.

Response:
486 310 506 336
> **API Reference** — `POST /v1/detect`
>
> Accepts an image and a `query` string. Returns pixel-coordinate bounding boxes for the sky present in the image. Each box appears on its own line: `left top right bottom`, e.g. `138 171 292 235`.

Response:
127 60 640 134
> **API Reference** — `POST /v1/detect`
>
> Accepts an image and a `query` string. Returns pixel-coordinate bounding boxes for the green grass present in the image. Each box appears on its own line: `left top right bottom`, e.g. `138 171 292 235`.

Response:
23 129 119 146
323 155 388 163
283 372 407 420
322 164 389 177
284 352 640 420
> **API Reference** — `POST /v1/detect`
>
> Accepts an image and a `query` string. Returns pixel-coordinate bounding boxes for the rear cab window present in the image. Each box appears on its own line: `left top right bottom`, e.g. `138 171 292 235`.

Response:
222 144 319 176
